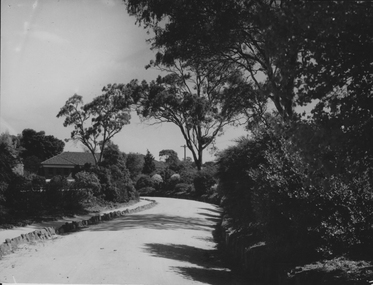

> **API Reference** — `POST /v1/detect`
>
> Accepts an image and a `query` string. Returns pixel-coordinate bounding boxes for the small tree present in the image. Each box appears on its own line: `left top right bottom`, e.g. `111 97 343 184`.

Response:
57 84 133 165
20 129 65 162
126 152 145 180
142 150 156 174
159 149 180 171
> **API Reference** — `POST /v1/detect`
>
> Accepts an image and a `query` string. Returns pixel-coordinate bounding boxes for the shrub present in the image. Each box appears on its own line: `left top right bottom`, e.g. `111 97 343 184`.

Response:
174 183 193 193
136 174 155 190
45 175 68 207
126 152 144 180
30 174 46 190
4 174 30 207
152 174 163 184
0 181 8 203
159 168 176 182
104 184 129 202
126 183 139 200
74 171 101 196
193 167 217 196
138 186 156 196
179 163 197 184
170 174 181 183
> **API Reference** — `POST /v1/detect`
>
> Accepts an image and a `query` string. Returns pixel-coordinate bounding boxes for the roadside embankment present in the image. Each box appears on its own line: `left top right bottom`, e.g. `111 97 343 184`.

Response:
0 198 157 259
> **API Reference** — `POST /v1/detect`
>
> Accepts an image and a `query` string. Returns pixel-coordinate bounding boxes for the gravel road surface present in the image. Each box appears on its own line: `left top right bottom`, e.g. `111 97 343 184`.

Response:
0 197 247 284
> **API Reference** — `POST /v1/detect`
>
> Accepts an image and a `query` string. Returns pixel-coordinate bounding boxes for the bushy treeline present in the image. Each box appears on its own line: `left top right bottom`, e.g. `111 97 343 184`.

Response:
216 112 373 280
0 140 140 213
134 149 218 202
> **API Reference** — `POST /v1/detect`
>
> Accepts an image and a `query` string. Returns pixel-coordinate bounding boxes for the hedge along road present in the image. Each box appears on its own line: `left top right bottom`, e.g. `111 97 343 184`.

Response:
0 197 247 285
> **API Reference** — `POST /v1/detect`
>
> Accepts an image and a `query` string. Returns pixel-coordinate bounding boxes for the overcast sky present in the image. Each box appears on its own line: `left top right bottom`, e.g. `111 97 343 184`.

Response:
1 0 247 162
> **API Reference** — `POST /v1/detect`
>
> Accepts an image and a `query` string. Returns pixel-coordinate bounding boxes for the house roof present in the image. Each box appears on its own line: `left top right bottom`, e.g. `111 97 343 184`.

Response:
41 152 100 166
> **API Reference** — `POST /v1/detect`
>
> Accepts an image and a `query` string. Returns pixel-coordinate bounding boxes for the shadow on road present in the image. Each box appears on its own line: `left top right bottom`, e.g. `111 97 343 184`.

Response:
144 243 223 268
197 212 221 223
144 243 246 285
82 213 216 232
199 207 223 215
173 266 245 285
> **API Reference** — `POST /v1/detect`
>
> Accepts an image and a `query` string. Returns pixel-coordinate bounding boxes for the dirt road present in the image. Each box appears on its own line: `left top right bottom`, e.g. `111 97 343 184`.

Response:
0 197 246 284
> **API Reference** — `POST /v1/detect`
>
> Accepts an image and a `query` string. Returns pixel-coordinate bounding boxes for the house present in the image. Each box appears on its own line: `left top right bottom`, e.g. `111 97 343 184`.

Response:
40 152 100 179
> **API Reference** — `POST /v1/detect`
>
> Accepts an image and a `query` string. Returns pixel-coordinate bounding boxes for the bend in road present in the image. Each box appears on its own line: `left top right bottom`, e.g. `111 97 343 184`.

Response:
0 197 249 285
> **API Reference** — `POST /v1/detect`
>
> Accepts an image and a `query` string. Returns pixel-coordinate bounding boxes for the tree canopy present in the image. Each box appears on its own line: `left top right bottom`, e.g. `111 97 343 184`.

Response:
142 150 156 174
127 54 265 169
57 84 133 165
126 152 145 179
124 0 373 121
20 129 65 161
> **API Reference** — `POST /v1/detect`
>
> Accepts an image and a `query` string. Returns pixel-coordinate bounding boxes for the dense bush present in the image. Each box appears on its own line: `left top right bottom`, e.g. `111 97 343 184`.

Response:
92 166 133 203
0 182 7 203
174 183 193 193
138 186 156 196
45 175 68 207
126 152 144 180
74 171 101 196
135 174 155 190
217 114 373 273
178 161 197 184
4 174 30 207
30 174 46 190
193 166 217 196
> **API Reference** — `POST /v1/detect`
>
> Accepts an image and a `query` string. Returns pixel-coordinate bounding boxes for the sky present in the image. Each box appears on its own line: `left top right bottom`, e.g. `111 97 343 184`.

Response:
1 0 247 162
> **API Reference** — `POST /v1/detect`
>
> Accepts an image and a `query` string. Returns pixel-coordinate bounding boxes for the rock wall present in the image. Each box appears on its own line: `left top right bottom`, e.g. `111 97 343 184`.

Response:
0 198 157 259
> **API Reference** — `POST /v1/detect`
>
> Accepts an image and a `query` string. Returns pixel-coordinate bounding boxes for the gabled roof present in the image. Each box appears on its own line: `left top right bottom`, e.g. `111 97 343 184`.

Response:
41 152 100 166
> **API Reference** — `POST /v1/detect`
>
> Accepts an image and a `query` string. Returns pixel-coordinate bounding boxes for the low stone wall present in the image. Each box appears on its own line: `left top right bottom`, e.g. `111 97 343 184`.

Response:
0 198 157 259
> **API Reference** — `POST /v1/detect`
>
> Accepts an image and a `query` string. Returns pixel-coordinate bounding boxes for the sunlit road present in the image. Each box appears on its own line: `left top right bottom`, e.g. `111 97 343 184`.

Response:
0 197 246 284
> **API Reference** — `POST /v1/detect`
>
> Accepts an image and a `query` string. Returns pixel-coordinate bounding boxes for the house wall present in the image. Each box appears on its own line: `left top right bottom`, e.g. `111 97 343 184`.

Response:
41 166 75 179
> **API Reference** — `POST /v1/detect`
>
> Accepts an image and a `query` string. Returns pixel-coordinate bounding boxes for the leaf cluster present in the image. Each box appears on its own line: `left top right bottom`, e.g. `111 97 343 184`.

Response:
57 84 133 164
125 0 373 121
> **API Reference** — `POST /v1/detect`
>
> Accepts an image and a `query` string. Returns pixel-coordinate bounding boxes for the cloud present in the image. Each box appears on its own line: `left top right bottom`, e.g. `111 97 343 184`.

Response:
30 30 70 45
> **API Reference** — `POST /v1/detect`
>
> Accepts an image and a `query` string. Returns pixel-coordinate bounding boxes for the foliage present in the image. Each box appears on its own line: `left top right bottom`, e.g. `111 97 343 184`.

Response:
178 159 197 184
20 129 64 163
29 174 46 190
90 165 132 203
0 141 18 186
126 152 144 180
152 174 163 182
159 149 180 171
127 56 264 169
100 141 127 172
125 0 373 122
0 182 7 203
142 149 156 174
23 155 42 175
86 142 137 203
57 83 133 165
158 167 175 183
174 183 193 194
193 166 217 196
135 174 155 190
169 174 180 183
45 175 68 206
74 171 101 196
138 186 156 196
217 112 373 270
